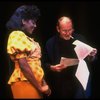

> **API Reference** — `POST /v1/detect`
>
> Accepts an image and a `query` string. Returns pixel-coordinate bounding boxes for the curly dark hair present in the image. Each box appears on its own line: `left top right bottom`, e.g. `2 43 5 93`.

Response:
6 5 40 30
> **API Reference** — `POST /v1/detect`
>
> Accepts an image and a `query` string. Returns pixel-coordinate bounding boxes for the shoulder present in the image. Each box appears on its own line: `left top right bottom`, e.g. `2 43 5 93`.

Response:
9 30 26 38
46 35 57 45
45 35 57 50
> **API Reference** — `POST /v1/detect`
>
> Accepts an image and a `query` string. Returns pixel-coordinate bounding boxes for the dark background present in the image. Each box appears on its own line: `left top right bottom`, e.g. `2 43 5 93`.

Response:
0 1 100 98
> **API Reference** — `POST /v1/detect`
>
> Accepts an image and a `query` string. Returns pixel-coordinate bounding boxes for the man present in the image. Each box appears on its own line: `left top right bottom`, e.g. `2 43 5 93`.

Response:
43 16 97 98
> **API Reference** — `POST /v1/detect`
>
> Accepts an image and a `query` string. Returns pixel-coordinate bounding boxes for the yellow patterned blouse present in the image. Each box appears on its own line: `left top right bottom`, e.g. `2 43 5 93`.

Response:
7 31 44 84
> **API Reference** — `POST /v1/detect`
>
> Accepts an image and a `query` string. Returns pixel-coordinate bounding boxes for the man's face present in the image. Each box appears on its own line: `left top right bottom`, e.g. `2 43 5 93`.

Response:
57 21 74 40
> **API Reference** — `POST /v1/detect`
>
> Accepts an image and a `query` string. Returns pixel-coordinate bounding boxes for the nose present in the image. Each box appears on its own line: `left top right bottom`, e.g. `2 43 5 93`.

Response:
32 22 36 28
31 20 37 28
65 29 73 35
63 31 70 35
34 23 37 27
66 31 71 35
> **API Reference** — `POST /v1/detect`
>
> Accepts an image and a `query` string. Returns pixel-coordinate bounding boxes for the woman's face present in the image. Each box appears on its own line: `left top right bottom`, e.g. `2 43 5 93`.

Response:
22 19 37 34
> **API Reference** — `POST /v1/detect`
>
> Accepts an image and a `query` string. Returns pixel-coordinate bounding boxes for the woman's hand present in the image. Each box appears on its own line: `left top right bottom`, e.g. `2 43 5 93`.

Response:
41 84 51 96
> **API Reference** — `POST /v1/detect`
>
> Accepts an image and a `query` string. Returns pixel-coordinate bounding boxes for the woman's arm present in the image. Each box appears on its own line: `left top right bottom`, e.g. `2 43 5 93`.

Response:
18 57 42 92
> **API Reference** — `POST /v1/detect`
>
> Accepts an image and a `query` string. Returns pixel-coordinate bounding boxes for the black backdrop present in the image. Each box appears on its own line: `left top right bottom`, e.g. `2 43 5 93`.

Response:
0 1 100 98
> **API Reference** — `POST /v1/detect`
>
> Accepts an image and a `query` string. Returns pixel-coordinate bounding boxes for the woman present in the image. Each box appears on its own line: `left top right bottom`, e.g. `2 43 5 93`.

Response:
6 5 51 99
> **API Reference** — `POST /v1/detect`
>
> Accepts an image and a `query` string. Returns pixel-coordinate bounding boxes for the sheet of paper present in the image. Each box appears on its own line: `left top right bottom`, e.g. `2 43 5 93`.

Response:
73 40 94 59
75 60 89 90
60 57 79 67
72 40 92 90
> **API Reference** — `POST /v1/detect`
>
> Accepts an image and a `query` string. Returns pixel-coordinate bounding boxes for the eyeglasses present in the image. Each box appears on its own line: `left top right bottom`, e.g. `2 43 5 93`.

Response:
61 28 74 33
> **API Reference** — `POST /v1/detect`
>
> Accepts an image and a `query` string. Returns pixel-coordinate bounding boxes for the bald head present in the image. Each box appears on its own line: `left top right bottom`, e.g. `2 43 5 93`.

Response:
57 16 73 29
58 16 72 25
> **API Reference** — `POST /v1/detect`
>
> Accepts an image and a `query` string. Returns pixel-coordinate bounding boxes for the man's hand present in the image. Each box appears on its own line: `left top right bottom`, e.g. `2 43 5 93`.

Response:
89 48 97 57
50 64 66 72
88 48 97 61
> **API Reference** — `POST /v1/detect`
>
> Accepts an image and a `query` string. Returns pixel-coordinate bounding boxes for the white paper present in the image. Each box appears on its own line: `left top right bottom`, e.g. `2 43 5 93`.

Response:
73 40 94 60
75 60 89 90
60 57 79 67
72 40 93 90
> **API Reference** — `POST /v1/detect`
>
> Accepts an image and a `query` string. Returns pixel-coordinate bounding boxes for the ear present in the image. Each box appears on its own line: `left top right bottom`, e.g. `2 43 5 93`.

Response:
56 25 60 33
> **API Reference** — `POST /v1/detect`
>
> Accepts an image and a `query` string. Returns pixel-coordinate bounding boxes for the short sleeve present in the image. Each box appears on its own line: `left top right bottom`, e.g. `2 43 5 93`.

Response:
7 31 34 57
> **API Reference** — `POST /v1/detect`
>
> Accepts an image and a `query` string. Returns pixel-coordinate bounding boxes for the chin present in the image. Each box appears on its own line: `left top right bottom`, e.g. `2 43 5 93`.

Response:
29 31 33 34
63 36 71 40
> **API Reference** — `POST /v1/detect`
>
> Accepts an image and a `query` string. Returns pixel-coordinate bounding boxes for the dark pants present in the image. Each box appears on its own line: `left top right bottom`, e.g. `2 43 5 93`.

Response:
75 75 91 99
